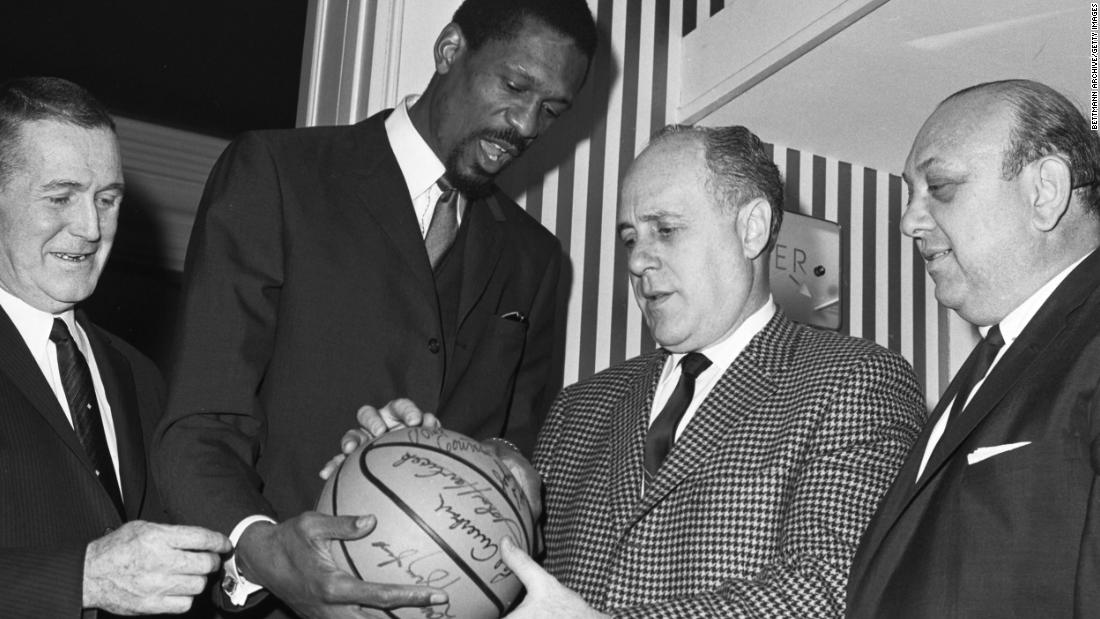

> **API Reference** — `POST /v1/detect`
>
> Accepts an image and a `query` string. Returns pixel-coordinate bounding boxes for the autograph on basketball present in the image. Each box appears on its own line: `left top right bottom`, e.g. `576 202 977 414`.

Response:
393 451 526 562
373 541 460 618
320 426 535 617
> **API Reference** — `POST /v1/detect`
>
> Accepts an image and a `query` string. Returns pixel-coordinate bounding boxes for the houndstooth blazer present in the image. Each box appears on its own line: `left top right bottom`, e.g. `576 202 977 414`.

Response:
535 312 925 618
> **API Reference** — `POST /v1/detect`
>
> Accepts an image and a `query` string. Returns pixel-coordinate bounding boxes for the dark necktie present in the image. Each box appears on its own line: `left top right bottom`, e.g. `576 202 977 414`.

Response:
50 318 124 516
947 324 1004 421
644 352 712 481
924 324 1005 472
425 178 459 270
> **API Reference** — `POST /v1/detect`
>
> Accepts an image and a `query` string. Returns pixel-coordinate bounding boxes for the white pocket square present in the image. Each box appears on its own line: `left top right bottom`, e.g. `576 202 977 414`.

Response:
967 441 1031 465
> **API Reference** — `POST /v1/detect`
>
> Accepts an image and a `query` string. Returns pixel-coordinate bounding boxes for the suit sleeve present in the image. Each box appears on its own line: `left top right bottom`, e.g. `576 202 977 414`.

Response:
152 133 285 536
501 241 563 456
609 350 926 619
0 547 85 618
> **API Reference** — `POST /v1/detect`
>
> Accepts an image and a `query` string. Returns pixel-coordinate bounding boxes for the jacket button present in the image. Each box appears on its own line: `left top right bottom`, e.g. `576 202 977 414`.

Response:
428 338 440 354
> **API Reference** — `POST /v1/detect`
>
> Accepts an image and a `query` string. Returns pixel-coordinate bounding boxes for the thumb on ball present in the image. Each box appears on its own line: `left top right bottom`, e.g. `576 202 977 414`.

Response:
501 537 537 582
327 513 378 541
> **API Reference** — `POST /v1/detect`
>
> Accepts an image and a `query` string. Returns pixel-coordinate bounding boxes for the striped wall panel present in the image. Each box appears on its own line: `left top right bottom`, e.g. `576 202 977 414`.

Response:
683 0 727 35
501 0 678 384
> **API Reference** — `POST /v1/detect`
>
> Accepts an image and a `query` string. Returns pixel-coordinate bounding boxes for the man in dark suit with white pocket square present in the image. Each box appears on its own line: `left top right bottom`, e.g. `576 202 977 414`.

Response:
848 78 1100 618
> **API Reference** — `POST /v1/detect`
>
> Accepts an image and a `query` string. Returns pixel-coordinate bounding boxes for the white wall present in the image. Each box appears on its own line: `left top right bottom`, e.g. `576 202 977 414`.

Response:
702 0 1086 174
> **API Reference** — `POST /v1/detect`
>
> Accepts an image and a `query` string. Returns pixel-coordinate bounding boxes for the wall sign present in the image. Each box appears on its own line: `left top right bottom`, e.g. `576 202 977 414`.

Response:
770 211 842 330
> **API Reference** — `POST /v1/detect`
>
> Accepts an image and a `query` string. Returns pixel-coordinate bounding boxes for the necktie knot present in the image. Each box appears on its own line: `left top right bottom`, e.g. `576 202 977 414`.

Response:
50 318 72 343
436 176 456 199
983 324 1004 350
426 177 460 269
680 352 712 381
644 352 713 481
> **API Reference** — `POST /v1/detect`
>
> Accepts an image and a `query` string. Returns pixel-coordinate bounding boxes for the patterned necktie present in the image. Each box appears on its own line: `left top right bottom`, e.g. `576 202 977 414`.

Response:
50 318 124 516
644 352 713 480
425 177 459 269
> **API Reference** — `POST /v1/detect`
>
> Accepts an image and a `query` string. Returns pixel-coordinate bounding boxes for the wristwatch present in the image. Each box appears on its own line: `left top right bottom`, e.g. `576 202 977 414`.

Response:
222 515 276 606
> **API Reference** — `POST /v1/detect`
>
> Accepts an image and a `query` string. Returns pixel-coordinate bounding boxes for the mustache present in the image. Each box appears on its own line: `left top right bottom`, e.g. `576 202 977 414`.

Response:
477 127 528 154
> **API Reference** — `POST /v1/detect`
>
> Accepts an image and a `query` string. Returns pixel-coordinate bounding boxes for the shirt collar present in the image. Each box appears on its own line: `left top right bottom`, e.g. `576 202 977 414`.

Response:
984 251 1092 345
666 296 778 375
384 95 446 202
0 285 76 356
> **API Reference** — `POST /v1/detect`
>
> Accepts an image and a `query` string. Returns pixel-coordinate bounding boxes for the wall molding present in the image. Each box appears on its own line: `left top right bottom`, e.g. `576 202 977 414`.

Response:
678 0 889 124
297 0 407 127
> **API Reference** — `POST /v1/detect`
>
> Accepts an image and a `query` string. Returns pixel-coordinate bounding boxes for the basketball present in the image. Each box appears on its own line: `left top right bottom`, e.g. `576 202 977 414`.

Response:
316 426 536 618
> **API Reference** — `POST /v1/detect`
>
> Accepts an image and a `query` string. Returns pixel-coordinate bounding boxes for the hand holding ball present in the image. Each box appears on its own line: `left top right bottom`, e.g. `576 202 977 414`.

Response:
317 427 537 618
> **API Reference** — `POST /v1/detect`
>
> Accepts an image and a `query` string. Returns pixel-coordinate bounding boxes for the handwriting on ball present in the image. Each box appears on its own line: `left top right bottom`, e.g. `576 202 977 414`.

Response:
373 541 458 619
393 452 526 563
402 428 533 515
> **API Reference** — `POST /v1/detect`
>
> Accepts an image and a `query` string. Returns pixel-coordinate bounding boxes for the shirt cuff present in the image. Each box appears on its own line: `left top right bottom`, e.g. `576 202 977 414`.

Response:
222 515 276 606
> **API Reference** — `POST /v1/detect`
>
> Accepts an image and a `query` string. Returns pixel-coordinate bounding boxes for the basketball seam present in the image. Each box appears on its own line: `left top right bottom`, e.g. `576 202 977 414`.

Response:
330 459 366 581
333 456 410 619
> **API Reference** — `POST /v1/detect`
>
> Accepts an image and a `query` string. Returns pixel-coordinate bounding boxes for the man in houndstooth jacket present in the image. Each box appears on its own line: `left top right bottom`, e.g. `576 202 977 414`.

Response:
498 124 927 617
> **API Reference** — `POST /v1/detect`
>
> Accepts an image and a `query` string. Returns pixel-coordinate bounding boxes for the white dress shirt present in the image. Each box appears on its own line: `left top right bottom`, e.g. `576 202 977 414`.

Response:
0 285 121 489
385 94 465 236
650 297 778 439
915 252 1091 480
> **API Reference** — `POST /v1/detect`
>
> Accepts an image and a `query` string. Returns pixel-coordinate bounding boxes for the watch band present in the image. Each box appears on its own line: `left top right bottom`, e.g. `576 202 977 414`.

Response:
222 515 276 606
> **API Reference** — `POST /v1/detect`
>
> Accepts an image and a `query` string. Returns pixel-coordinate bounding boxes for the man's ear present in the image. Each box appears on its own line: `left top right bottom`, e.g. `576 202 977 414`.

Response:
738 198 772 260
1030 155 1073 232
434 23 465 75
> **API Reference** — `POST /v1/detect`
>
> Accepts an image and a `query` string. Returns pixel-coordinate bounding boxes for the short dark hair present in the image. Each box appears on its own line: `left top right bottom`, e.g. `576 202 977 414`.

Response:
946 79 1100 216
653 124 784 251
452 0 598 61
0 76 115 187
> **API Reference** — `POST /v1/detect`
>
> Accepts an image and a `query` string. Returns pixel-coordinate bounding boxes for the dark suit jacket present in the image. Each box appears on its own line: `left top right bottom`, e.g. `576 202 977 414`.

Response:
0 308 166 619
153 112 562 543
848 248 1100 618
537 312 925 618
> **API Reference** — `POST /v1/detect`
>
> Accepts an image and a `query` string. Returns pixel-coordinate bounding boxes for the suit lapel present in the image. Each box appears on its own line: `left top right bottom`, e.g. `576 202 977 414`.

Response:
0 308 90 466
81 314 146 520
633 314 785 520
913 326 1056 490
852 391 950 579
611 351 665 533
858 249 1100 573
915 252 1100 491
349 114 438 305
457 193 506 330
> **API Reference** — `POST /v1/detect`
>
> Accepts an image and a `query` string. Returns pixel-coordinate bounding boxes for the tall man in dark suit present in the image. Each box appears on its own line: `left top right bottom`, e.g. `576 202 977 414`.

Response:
488 125 926 617
152 1 598 617
847 79 1100 617
0 77 230 618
